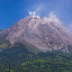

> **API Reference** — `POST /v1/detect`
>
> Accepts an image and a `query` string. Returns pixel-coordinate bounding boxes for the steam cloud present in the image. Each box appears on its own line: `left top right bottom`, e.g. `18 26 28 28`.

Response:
28 11 40 18
28 10 62 31
28 10 61 25
43 12 61 25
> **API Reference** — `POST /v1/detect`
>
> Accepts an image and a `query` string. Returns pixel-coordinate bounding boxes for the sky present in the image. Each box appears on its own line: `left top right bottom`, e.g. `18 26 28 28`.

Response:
0 0 72 32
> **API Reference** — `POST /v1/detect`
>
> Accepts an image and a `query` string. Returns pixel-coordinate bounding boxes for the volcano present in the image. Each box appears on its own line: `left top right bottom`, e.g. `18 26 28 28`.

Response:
0 16 72 52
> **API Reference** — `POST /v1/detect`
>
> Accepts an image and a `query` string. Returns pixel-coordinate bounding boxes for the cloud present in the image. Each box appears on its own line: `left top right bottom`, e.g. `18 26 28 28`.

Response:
28 10 61 26
28 11 40 18
28 10 61 25
49 12 61 24
43 12 61 25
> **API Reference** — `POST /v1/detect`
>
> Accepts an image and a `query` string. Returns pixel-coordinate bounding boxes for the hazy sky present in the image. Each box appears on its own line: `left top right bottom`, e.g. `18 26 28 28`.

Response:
0 0 72 32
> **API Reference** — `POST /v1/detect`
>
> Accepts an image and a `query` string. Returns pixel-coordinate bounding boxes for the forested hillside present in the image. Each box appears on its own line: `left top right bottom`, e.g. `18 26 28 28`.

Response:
0 43 72 72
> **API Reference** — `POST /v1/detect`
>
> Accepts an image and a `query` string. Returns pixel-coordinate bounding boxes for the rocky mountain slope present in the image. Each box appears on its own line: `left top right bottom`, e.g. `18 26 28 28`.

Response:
0 16 72 52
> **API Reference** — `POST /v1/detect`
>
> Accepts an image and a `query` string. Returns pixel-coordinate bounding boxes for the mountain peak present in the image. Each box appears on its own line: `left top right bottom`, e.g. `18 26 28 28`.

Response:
0 16 72 53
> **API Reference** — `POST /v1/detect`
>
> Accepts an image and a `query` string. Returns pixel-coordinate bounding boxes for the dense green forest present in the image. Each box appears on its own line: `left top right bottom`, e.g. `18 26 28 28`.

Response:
0 42 72 72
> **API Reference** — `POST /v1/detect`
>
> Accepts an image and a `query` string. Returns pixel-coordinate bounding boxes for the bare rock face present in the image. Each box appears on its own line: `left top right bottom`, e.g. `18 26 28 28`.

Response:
0 16 72 52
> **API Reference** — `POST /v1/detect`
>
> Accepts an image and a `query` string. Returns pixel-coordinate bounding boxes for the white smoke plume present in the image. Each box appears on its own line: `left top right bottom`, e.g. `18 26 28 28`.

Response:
28 10 61 26
49 12 61 24
28 11 40 18
43 12 61 25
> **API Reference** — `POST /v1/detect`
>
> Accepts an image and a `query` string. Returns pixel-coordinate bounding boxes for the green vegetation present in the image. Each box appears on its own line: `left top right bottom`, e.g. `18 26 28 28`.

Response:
0 43 72 72
0 37 10 50
0 43 8 48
